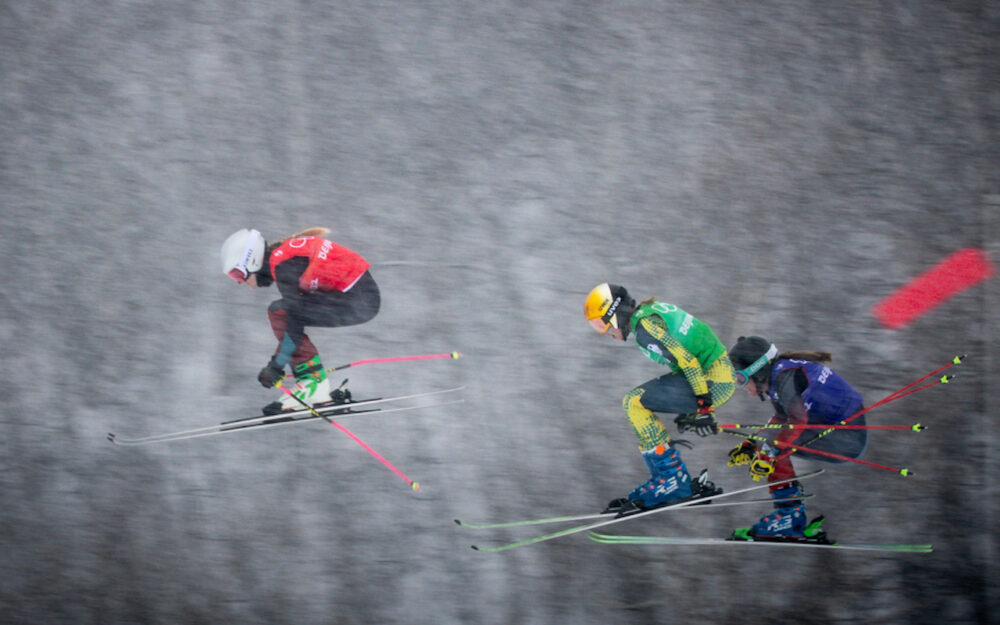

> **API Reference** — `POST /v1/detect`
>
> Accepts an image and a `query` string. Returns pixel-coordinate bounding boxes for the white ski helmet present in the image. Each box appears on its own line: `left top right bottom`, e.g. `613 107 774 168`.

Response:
221 228 265 282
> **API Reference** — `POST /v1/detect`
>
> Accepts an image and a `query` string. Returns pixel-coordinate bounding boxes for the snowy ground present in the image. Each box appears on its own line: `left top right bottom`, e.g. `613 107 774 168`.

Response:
2 2 998 624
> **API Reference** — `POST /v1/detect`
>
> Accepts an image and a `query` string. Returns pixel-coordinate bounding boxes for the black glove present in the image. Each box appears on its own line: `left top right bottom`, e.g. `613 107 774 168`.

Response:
674 413 718 437
257 357 286 388
695 393 714 415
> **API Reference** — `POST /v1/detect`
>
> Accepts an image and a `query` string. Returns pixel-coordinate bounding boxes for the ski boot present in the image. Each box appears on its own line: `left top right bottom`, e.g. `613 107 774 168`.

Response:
732 516 830 544
604 444 696 514
262 355 332 415
731 481 811 541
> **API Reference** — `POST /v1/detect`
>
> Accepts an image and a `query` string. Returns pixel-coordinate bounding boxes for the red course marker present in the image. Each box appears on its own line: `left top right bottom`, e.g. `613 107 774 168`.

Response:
872 248 994 329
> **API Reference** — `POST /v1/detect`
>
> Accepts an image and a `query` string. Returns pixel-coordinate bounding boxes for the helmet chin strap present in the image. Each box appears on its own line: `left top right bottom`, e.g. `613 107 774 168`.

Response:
616 308 633 340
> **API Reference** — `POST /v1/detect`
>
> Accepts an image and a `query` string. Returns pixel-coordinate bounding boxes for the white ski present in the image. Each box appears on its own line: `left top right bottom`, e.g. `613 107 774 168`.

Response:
107 386 464 446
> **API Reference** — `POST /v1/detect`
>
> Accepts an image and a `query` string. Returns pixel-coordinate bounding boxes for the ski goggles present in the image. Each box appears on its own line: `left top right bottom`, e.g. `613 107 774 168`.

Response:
589 316 612 333
734 343 778 386
227 229 264 283
589 296 624 334
227 267 249 282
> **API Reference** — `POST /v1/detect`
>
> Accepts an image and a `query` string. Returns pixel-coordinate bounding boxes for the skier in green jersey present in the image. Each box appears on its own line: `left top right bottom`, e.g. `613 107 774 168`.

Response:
584 283 736 510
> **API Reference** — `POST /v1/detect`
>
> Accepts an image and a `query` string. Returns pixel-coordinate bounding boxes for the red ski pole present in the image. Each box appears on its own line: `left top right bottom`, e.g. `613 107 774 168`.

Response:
870 376 953 405
773 439 913 476
773 355 963 464
725 430 912 477
879 354 964 404
819 372 956 433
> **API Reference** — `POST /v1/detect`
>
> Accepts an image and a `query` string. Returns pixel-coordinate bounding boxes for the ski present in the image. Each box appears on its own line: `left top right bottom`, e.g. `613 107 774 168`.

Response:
454 493 813 530
107 386 464 446
465 470 824 552
588 532 932 553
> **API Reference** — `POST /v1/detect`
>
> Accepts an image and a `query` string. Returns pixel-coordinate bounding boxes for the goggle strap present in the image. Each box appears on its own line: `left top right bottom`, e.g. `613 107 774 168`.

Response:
601 296 622 326
233 229 264 277
735 343 778 385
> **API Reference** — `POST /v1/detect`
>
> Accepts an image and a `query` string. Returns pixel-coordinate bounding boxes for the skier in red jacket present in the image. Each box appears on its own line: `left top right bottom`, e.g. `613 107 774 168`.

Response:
221 227 380 414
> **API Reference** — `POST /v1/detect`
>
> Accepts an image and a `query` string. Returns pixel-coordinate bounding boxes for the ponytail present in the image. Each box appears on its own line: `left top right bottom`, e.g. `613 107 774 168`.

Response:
776 350 833 363
283 227 330 241
265 227 331 256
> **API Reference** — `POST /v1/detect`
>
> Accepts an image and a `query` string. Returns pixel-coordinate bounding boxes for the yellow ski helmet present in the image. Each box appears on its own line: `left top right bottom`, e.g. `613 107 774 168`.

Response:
584 283 633 334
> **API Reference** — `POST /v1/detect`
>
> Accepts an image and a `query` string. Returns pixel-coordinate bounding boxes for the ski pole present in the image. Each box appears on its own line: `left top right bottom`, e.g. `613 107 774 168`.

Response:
721 423 925 432
725 430 912 476
283 351 462 379
879 354 964 404
774 440 913 476
275 381 421 491
871 375 954 405
810 373 954 434
773 355 963 464
771 378 947 464
332 351 461 373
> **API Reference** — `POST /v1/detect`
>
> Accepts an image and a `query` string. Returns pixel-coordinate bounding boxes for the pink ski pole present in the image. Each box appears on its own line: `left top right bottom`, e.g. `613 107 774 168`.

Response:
284 351 462 378
275 381 421 490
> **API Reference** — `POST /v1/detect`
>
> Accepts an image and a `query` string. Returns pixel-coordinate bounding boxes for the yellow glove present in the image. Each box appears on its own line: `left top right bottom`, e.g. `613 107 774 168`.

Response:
727 441 756 466
749 449 776 482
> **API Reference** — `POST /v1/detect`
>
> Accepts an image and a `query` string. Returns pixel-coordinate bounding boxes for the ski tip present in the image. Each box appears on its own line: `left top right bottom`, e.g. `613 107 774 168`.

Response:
873 544 934 553
470 545 481 551
107 433 117 444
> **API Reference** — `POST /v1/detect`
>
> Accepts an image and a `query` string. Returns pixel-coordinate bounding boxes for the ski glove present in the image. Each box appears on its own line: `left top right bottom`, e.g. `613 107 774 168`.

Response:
257 357 286 388
727 441 756 466
674 413 718 437
749 449 776 482
695 393 714 415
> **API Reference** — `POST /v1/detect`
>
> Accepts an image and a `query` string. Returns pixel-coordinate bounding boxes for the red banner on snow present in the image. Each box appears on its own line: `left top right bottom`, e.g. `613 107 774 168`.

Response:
872 248 994 329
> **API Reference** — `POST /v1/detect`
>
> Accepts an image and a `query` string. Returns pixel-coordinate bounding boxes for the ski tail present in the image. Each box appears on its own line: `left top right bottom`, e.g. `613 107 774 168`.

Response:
589 532 932 552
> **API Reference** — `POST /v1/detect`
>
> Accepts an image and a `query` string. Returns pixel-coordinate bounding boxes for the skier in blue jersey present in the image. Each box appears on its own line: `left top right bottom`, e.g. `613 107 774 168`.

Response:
726 336 867 541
